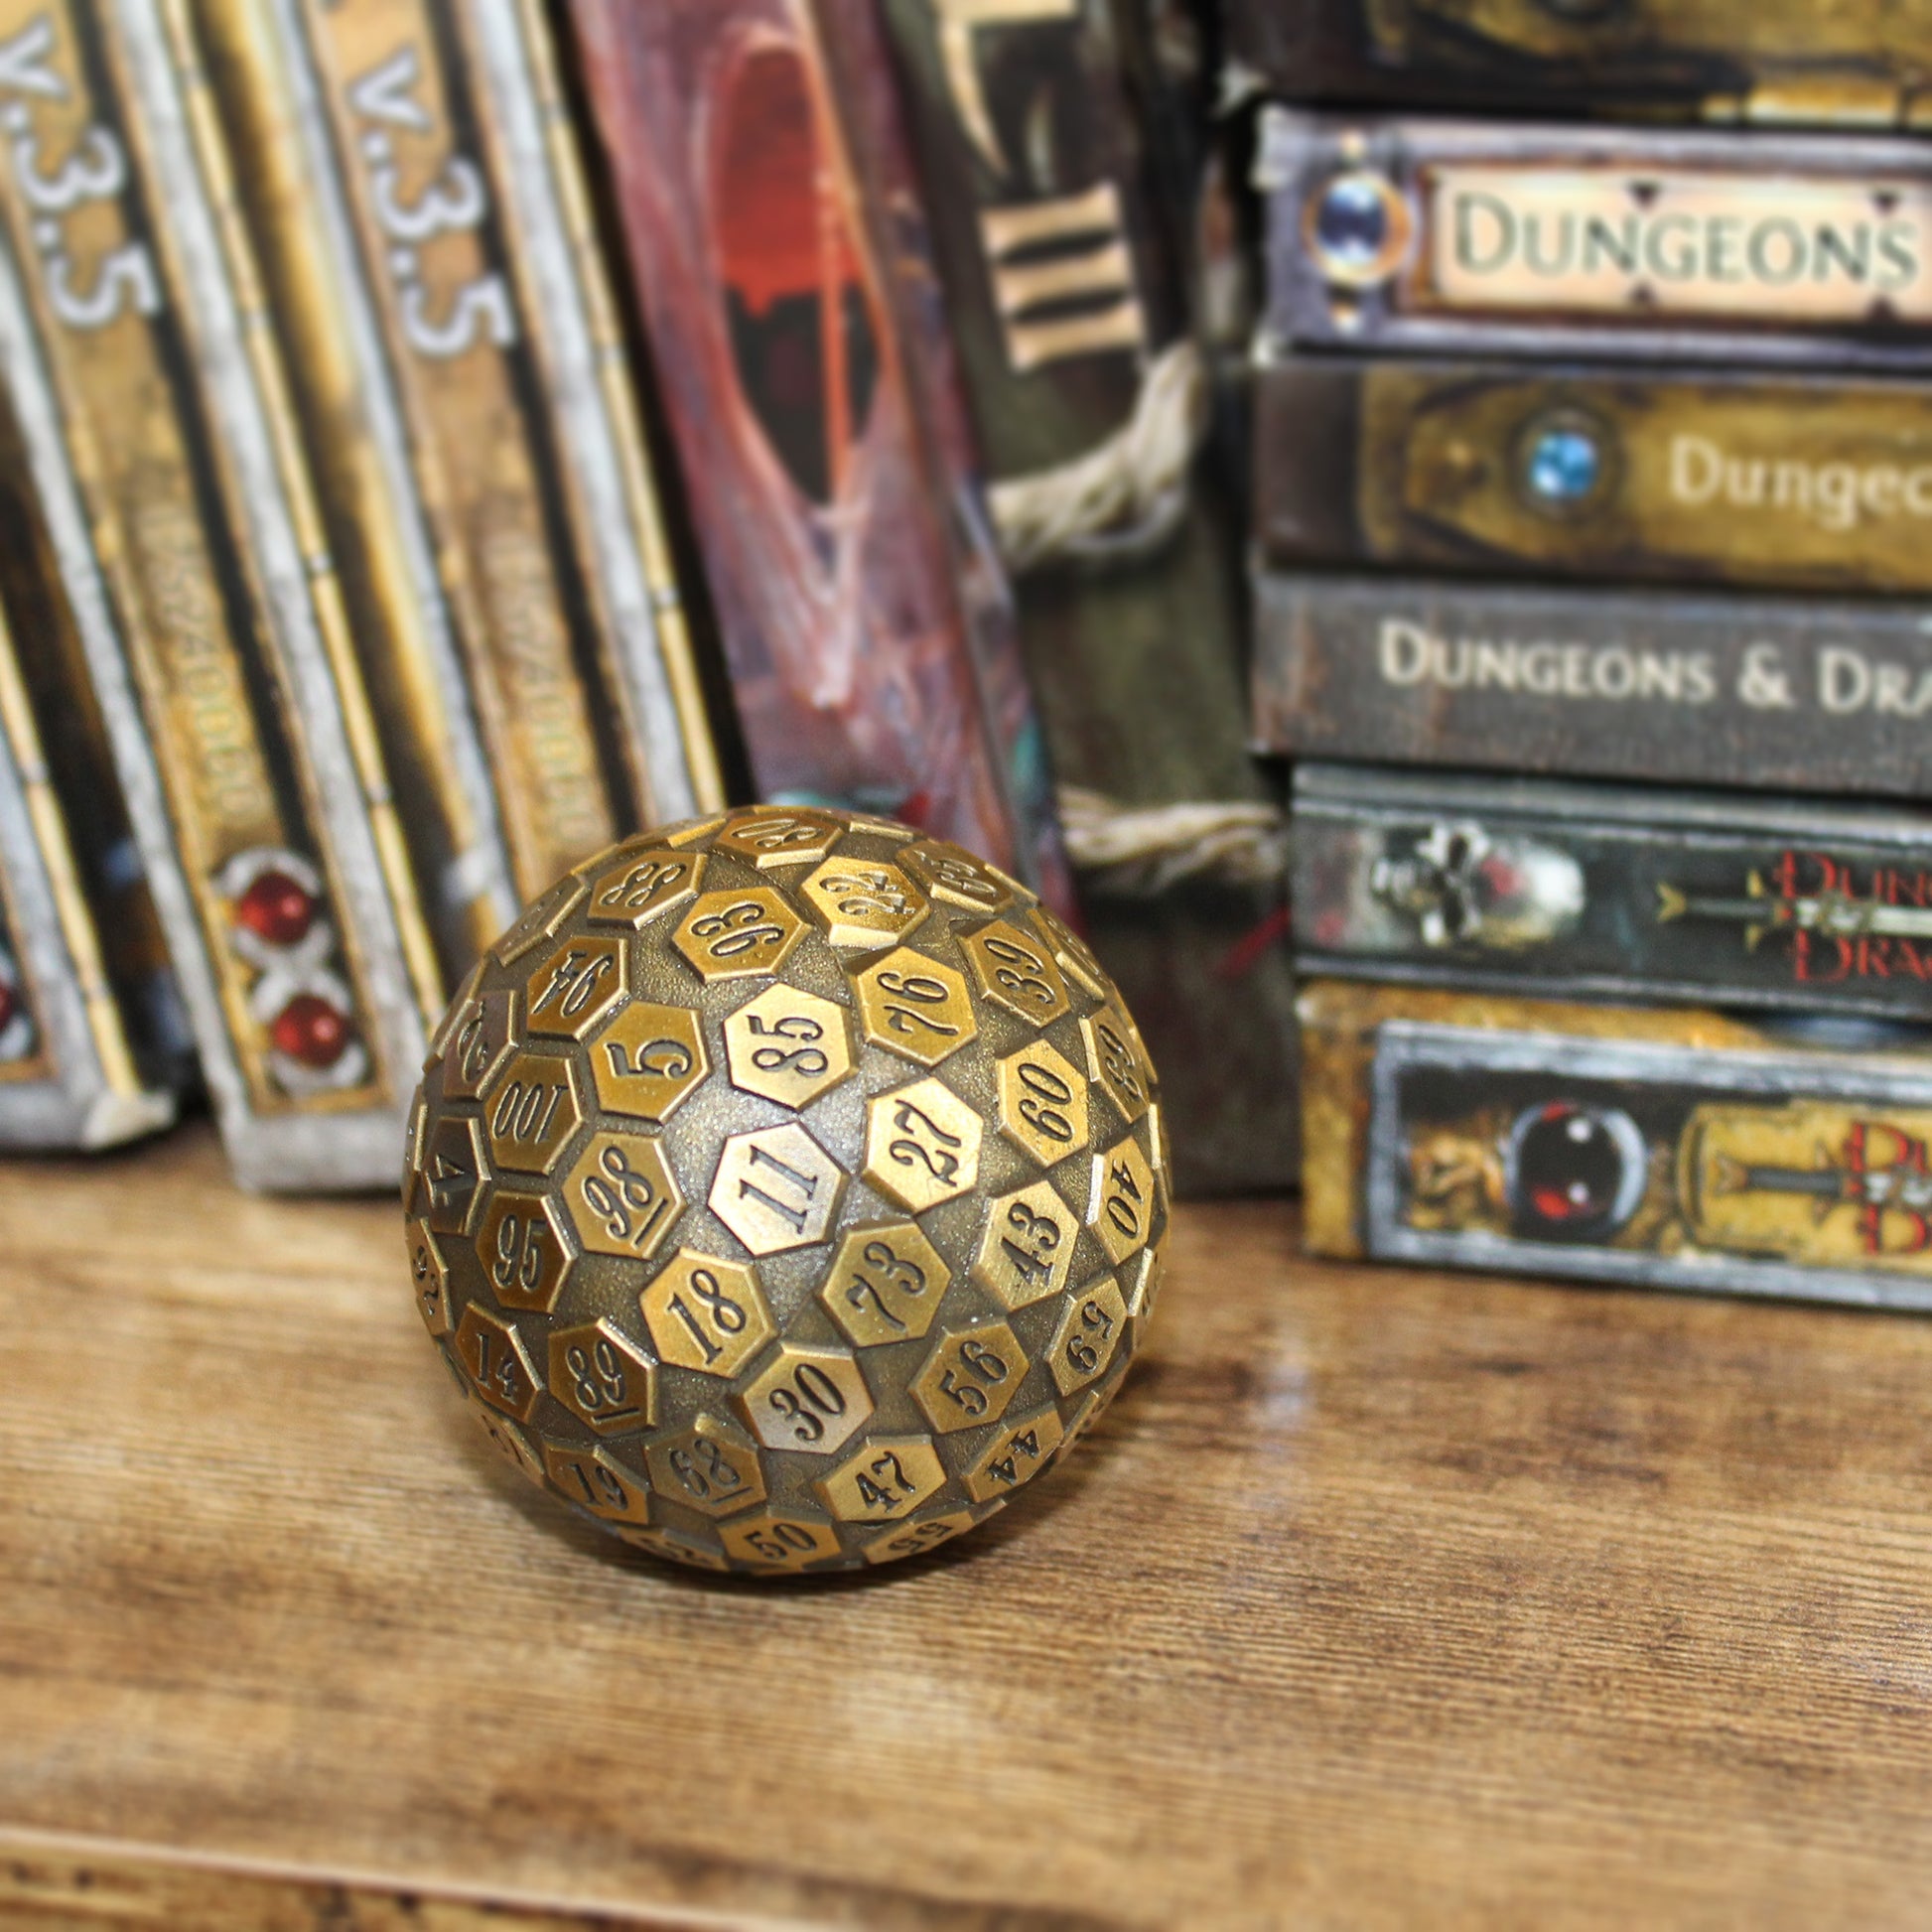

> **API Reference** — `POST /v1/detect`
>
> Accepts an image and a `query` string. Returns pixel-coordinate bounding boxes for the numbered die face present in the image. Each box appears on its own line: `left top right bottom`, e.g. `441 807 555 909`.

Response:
491 875 587 967
420 1114 487 1236
996 1041 1090 1168
405 1219 450 1336
1047 1276 1128 1397
483 1049 584 1176
723 985 854 1109
853 948 976 1068
861 1509 981 1567
1082 1002 1152 1124
584 847 704 928
714 809 845 870
961 918 1069 1028
971 1179 1078 1311
821 1221 951 1346
562 1132 683 1262
644 1415 766 1519
709 1123 845 1255
911 1321 1027 1435
899 839 1019 915
454 1305 542 1421
475 1189 576 1313
738 1344 873 1456
672 889 807 983
863 1078 982 1214
814 1436 946 1523
524 935 628 1040
718 1512 842 1573
440 985 517 1102
799 857 928 949
589 1002 708 1124
541 1443 653 1525
547 1320 656 1435
639 1251 773 1378
1087 1134 1156 1268
963 1408 1066 1504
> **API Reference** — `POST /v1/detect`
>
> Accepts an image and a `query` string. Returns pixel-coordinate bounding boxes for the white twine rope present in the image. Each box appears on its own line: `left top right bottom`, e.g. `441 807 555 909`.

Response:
1057 785 1289 897
990 341 1208 573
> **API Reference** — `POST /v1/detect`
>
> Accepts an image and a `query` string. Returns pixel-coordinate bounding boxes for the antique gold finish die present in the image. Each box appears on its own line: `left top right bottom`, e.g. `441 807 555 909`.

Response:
403 807 1169 1575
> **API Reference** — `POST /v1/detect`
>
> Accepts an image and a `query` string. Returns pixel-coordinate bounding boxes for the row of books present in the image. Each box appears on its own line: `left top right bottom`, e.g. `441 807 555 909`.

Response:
0 0 1301 1197
1238 9 1932 1307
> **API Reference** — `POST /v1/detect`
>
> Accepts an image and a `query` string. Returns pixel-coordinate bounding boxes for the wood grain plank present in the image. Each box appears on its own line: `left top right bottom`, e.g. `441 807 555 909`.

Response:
2 1126 1930 1928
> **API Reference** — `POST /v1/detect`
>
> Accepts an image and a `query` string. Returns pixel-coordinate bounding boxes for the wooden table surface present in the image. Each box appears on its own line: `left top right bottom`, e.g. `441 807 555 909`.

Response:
3 1125 1930 1930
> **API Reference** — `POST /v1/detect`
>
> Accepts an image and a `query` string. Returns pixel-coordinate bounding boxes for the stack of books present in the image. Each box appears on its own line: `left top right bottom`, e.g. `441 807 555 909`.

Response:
1232 1 1932 1306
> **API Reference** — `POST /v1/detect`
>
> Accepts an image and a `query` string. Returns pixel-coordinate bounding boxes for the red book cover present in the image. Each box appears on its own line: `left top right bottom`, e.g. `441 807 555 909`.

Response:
569 0 1071 911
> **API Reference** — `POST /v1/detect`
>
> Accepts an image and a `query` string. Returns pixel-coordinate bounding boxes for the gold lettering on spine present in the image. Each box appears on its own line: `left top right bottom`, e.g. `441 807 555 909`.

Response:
979 184 1147 372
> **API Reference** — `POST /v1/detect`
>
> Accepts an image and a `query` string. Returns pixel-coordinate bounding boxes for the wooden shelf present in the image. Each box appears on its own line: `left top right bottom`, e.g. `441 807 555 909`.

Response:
4 1125 1930 1927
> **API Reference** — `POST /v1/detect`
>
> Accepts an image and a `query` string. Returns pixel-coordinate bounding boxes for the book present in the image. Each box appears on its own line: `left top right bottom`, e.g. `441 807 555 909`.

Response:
876 0 1299 1191
566 0 1072 912
1258 110 1932 370
1293 762 1932 1022
0 0 434 1188
1300 979 1932 1311
1257 353 1932 599
1251 570 1932 799
1224 0 1932 125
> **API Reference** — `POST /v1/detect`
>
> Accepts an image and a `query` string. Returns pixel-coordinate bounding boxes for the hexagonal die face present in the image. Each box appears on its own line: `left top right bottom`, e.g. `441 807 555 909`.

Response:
405 1219 450 1336
709 1122 845 1255
454 1304 542 1421
584 846 704 927
1081 1002 1152 1125
1047 1275 1128 1397
639 1251 773 1377
815 1436 946 1523
644 1414 766 1518
713 807 844 869
420 1113 487 1236
864 1078 982 1214
899 838 1020 915
590 1001 708 1124
963 1407 1066 1504
441 985 517 1102
1088 1134 1156 1268
672 888 808 983
472 1407 545 1486
1032 904 1108 1001
961 918 1069 1028
547 1319 656 1435
562 1132 683 1262
971 1178 1078 1311
484 1049 583 1176
491 874 588 968
620 1525 732 1572
799 856 928 949
1125 1247 1161 1324
854 948 976 1068
739 1344 873 1456
426 956 483 1065
476 1188 575 1313
821 1220 950 1346
911 1320 1027 1435
996 1040 1090 1168
718 1512 842 1572
723 984 853 1109
541 1442 651 1524
861 1508 980 1567
524 935 628 1040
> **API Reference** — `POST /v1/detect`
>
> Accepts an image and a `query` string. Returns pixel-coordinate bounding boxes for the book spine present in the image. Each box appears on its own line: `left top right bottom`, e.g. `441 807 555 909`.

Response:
1224 0 1932 123
0 0 428 1187
1299 978 1932 1311
1258 109 1932 369
1257 354 1932 598
875 0 1301 1191
565 0 1069 909
1292 761 1932 1023
1251 569 1932 799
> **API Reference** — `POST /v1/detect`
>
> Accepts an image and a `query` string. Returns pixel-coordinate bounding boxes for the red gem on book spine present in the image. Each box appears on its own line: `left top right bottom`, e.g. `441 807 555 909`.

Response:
271 993 351 1069
235 869 319 948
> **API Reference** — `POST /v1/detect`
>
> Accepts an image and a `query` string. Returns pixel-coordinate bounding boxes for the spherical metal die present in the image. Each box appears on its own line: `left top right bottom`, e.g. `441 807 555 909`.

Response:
815 1436 946 1523
476 1188 576 1312
406 1219 450 1336
1047 1276 1128 1397
644 1414 766 1518
799 856 928 949
864 1078 981 1213
854 948 976 1067
547 1319 656 1434
739 1344 873 1455
672 888 808 983
710 1123 845 1255
584 846 705 927
484 1048 583 1176
590 1001 708 1123
454 1304 542 1421
1088 1134 1156 1268
639 1251 773 1377
972 1178 1078 1311
713 808 844 869
963 1407 1066 1504
821 1220 950 1345
404 806 1170 1577
563 1132 682 1262
723 984 853 1108
996 1040 1089 1168
912 1320 1027 1435
962 918 1069 1027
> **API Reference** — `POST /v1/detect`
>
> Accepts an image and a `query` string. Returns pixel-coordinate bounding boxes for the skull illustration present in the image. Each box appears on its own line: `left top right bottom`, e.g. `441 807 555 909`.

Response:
1370 820 1585 951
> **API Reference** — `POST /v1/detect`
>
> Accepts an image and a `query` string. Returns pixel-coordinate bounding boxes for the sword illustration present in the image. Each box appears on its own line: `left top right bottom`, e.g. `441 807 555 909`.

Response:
1656 871 1932 949
1710 1124 1932 1229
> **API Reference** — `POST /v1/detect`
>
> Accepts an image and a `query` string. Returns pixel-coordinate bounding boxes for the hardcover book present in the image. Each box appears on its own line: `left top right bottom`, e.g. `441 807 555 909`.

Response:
1301 980 1932 1311
1293 762 1932 1022
568 0 1071 911
1252 570 1932 800
1259 111 1932 370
